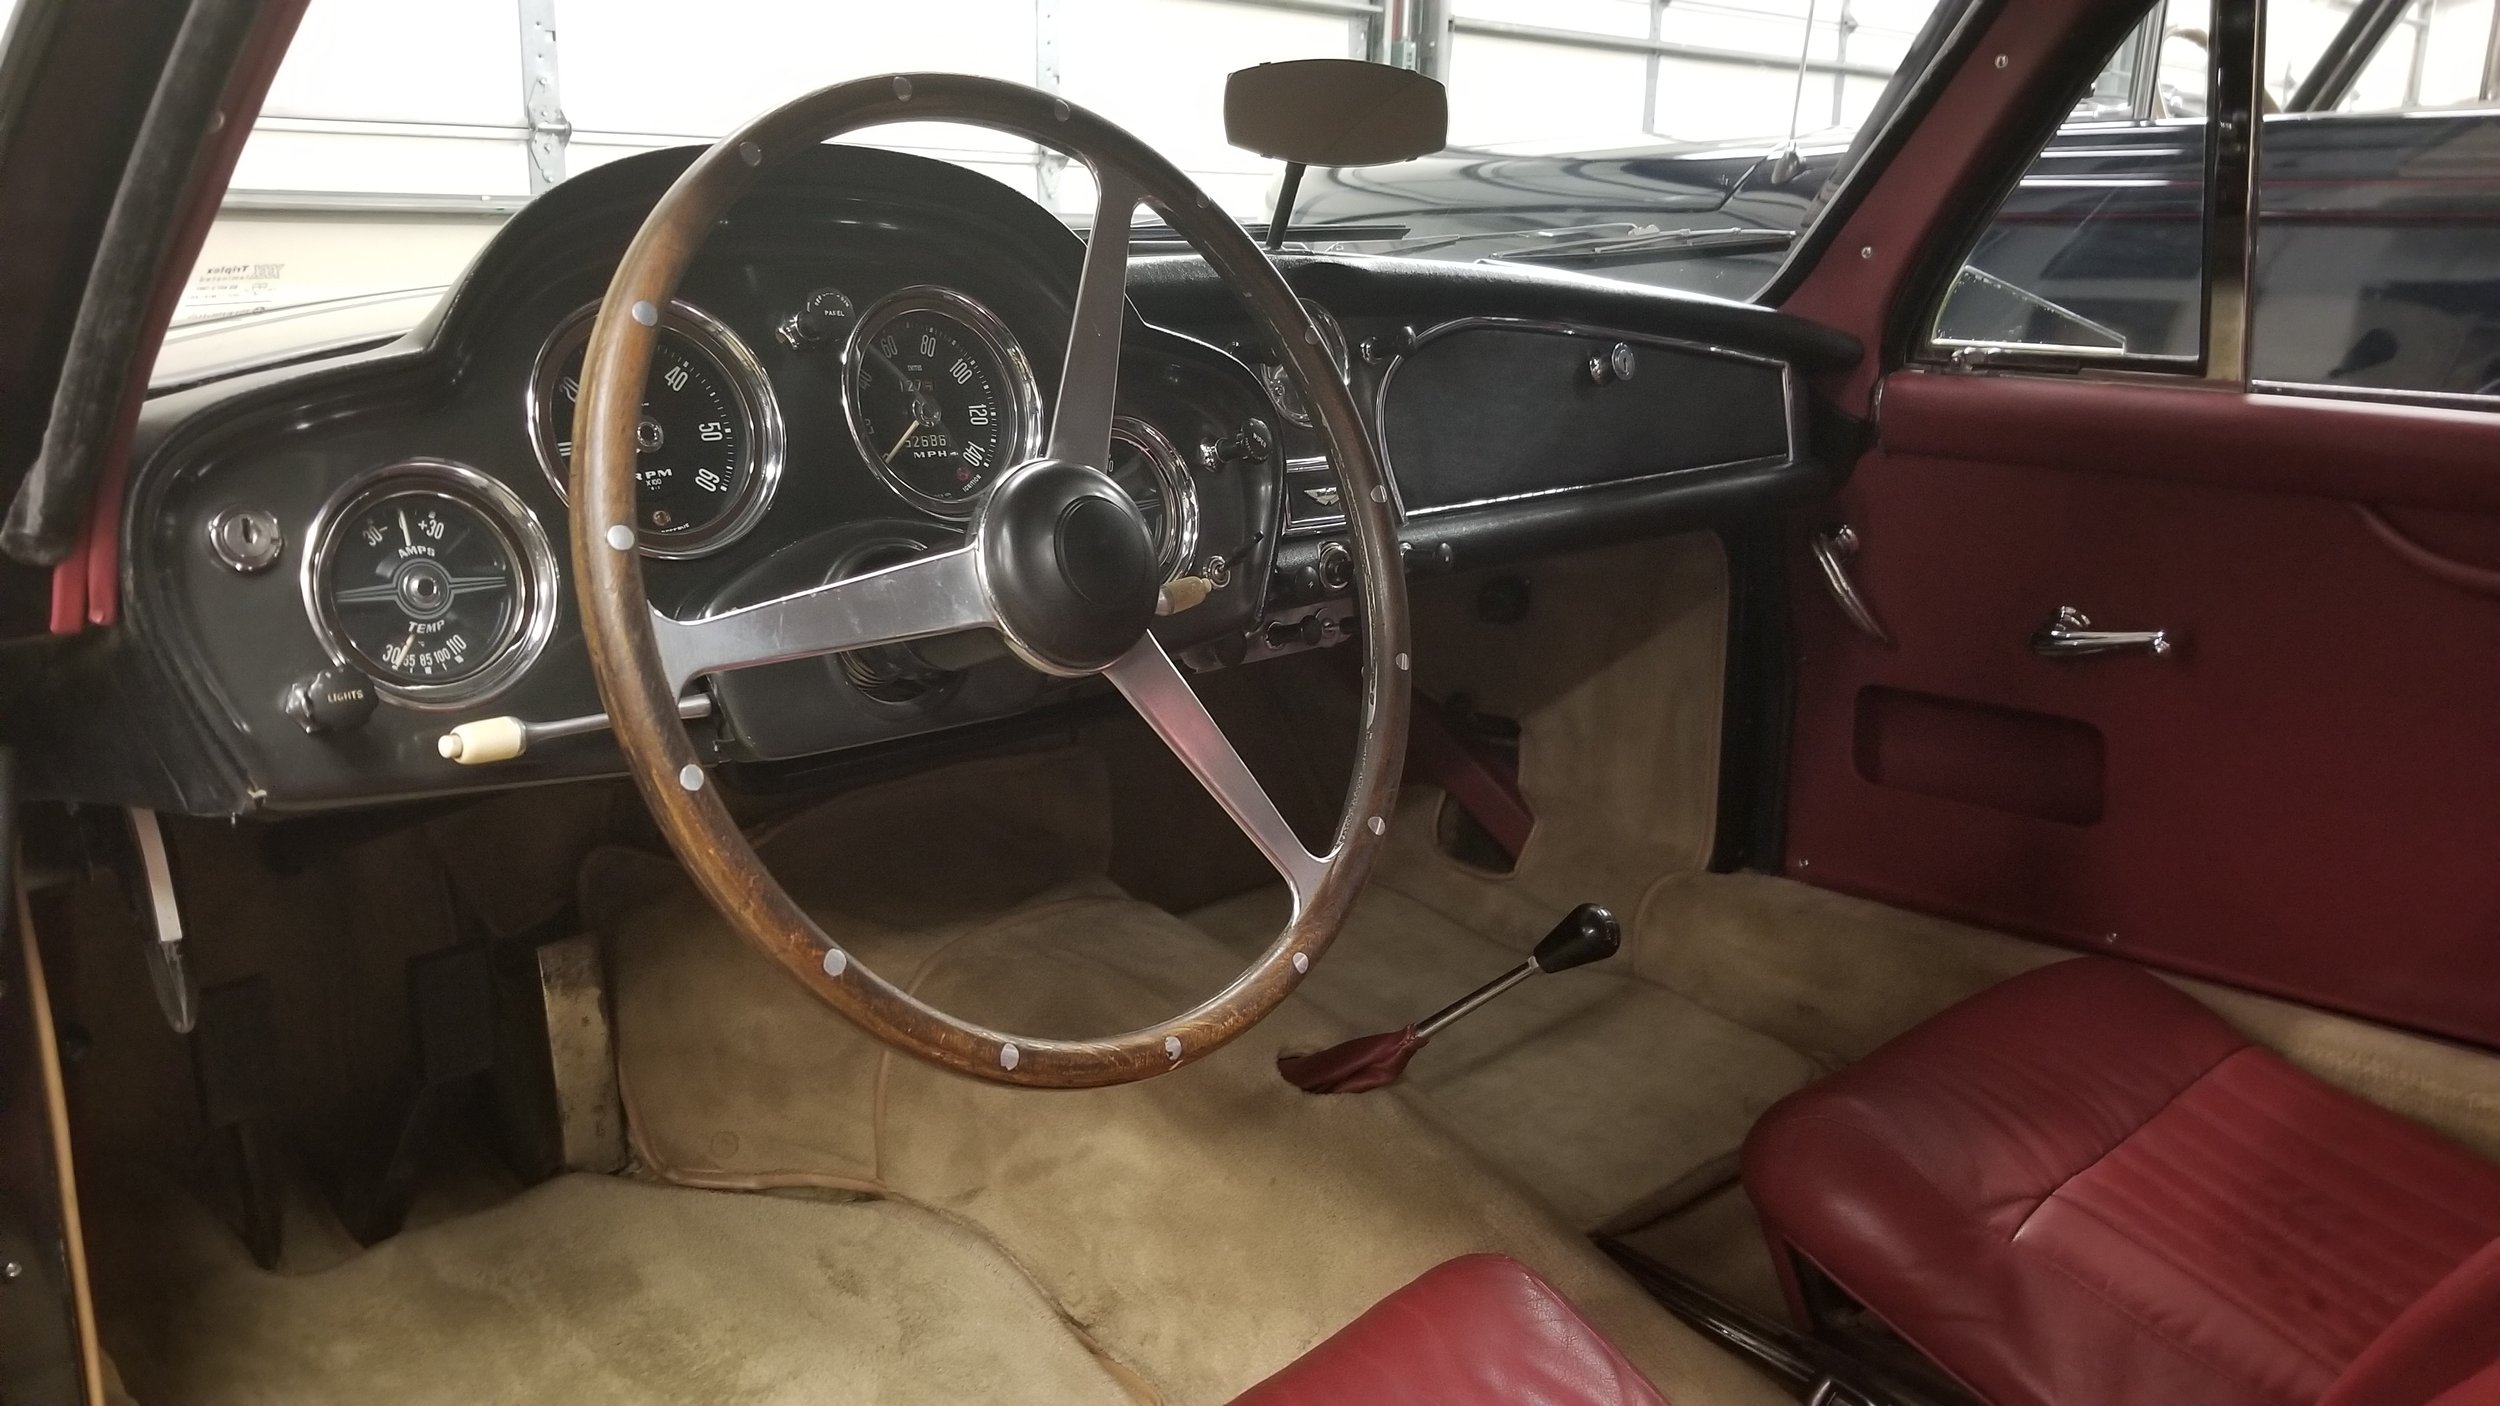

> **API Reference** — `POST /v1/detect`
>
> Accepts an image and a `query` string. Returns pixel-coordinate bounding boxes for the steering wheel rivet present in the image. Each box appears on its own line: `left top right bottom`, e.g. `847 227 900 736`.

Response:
604 524 635 551
1053 99 1070 121
821 947 848 979
1370 485 1388 504
1395 652 1409 671
737 140 763 166
1367 815 1385 835
1163 1035 1182 1061
1292 952 1309 974
893 76 913 101
631 300 658 327
999 1042 1020 1071
677 763 705 791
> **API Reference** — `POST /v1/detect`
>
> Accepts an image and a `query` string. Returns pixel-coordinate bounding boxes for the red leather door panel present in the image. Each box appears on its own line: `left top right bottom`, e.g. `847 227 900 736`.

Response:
1786 370 2500 1047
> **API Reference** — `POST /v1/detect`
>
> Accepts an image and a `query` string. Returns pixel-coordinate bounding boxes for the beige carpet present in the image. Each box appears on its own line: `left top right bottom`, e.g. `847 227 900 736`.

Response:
601 748 1790 1406
1190 871 1823 1233
90 1171 1142 1406
1635 869 2500 1161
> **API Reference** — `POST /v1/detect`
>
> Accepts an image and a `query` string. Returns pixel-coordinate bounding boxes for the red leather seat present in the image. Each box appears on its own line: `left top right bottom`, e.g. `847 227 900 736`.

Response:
1229 1254 1668 1406
1745 959 2500 1406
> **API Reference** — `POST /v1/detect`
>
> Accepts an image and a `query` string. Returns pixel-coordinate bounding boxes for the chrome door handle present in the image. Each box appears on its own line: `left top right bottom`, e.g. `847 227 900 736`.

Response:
1811 525 1891 645
2031 605 2174 659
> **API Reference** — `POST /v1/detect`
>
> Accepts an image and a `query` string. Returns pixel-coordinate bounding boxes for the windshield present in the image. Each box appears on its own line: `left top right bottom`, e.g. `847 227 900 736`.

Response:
159 0 1972 382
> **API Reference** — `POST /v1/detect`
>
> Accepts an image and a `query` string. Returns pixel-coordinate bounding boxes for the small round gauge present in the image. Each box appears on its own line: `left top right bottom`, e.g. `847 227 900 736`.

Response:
844 286 1042 517
1260 299 1352 428
528 300 783 558
303 460 558 707
1108 416 1197 581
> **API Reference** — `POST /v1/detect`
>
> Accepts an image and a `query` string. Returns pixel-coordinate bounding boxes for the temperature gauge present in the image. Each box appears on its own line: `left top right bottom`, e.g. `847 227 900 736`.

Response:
303 460 557 707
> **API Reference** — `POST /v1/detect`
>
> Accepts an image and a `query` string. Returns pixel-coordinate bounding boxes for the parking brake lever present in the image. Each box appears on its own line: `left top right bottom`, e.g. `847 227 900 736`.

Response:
1277 904 1620 1094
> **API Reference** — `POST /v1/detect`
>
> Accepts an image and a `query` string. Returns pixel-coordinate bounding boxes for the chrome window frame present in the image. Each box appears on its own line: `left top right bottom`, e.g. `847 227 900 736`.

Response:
1910 0 2500 413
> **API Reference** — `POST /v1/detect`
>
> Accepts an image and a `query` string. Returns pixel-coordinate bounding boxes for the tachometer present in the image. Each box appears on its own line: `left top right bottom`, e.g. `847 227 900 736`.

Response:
529 299 783 557
843 286 1041 517
303 460 559 707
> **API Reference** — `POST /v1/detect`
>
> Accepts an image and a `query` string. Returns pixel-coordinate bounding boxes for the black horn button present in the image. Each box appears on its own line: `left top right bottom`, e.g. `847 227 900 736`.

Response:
976 459 1159 675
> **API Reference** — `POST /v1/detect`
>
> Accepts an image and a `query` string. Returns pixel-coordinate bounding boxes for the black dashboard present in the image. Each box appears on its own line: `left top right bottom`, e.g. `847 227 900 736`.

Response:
8 144 1859 816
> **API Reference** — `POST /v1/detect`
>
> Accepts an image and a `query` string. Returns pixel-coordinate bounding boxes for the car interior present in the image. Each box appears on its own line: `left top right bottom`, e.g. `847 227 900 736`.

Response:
3 0 2498 1404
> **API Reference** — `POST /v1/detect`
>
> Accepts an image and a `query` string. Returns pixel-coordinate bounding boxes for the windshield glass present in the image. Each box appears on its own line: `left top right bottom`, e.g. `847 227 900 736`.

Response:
160 0 1972 382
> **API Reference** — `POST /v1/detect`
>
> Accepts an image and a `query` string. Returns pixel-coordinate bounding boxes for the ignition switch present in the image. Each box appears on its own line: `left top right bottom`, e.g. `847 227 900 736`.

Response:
207 507 284 573
1316 539 1353 593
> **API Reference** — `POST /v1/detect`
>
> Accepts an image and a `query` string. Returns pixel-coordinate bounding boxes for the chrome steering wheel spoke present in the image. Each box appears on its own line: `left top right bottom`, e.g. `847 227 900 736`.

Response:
650 544 993 693
1103 634 1331 913
1047 169 1140 475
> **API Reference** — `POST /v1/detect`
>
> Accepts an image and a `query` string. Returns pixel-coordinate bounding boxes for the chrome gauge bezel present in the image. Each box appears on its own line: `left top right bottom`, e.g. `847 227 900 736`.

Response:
526 298 785 559
300 458 561 710
841 284 1044 520
1260 299 1351 428
1109 415 1198 582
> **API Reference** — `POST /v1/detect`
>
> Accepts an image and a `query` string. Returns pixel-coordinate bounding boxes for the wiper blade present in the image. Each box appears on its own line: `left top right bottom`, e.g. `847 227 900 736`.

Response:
1484 225 1797 264
1358 221 1797 264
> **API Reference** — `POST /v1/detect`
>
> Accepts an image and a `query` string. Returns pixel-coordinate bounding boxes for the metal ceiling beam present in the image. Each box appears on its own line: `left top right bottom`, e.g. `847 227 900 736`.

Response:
1453 15 1894 81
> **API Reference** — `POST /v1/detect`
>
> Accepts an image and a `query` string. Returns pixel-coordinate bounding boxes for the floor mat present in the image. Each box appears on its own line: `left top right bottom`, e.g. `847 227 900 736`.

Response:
89 1172 1141 1406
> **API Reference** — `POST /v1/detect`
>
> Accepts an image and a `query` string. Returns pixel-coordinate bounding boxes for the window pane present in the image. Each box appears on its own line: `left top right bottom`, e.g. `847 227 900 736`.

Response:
1929 0 2214 360
160 0 1983 380
2252 0 2500 397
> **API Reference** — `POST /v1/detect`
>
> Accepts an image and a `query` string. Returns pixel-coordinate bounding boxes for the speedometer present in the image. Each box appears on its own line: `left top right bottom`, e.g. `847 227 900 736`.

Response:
303 459 559 707
529 299 784 558
843 286 1041 517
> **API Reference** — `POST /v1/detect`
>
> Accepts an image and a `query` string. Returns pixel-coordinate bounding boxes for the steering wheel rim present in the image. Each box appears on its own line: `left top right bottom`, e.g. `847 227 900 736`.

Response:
572 74 1409 1088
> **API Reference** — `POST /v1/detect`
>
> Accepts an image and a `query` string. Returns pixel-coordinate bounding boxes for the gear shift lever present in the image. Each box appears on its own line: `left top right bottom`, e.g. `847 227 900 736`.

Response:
1278 904 1621 1094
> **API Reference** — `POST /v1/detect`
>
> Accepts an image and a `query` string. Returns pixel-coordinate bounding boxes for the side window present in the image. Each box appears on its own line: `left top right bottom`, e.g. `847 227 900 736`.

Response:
1928 0 2214 364
2254 0 2500 397
1927 0 2500 403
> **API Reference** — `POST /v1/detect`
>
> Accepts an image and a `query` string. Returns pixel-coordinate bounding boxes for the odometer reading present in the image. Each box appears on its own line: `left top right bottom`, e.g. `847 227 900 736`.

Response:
844 288 1039 517
529 301 782 558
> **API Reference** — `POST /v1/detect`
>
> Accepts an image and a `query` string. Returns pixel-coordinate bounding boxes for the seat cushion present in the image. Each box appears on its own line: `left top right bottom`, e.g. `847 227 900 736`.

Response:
1745 959 2500 1406
2324 1239 2500 1406
1228 1255 1669 1406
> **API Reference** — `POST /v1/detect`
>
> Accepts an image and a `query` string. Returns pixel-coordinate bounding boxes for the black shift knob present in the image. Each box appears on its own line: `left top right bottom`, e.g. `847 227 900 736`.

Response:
1532 904 1620 973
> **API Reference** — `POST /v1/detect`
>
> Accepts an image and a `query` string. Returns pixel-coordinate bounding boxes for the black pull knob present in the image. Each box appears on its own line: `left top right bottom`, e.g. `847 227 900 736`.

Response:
1211 417 1274 469
285 668 379 734
776 288 854 350
1532 903 1620 973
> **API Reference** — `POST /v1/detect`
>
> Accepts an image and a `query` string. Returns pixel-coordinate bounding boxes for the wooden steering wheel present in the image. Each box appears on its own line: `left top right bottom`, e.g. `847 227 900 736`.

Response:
571 75 1408 1087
